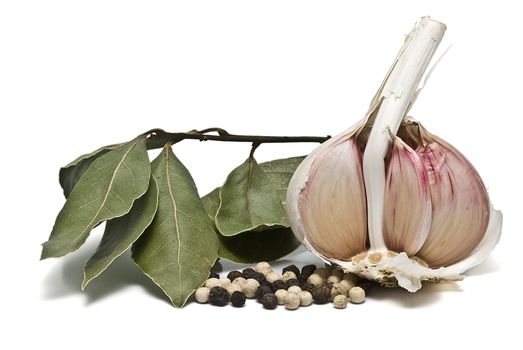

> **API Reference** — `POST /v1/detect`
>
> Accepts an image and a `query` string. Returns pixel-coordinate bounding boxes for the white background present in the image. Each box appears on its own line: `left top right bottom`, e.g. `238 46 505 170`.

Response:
1 1 520 349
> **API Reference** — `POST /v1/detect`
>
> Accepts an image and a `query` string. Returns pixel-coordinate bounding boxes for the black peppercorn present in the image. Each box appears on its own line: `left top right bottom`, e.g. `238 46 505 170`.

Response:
227 271 243 282
209 272 220 279
299 264 316 283
255 284 272 302
230 291 246 307
301 264 316 277
326 282 335 290
271 280 287 292
261 293 278 310
286 278 300 288
311 286 330 304
282 264 300 277
209 286 229 306
242 268 256 279
252 271 267 285
300 282 314 293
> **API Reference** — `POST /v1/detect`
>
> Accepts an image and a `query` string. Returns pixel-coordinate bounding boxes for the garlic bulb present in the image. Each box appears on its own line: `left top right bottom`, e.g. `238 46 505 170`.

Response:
286 17 502 292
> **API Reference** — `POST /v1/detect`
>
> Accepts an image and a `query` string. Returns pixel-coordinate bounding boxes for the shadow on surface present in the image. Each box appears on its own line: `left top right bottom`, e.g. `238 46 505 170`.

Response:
371 281 463 308
41 240 170 306
464 257 500 276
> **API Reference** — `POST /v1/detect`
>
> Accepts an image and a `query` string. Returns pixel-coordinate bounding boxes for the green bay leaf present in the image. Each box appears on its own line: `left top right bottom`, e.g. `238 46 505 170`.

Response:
132 146 218 308
215 156 305 236
41 137 151 259
82 176 159 289
202 188 300 263
59 143 122 198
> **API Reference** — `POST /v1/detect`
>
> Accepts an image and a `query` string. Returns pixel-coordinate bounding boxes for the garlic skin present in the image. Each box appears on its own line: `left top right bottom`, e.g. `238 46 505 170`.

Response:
286 17 503 292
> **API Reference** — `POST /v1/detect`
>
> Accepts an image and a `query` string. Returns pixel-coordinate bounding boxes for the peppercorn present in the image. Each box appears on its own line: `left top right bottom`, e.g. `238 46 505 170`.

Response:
307 274 324 287
256 284 272 302
331 268 344 279
242 268 257 279
271 280 287 292
284 293 300 310
275 289 288 305
230 291 246 307
281 271 297 282
300 282 314 293
255 261 272 275
333 294 348 309
286 278 300 288
195 287 210 303
219 277 231 287
326 282 335 290
251 272 267 285
205 277 221 289
231 276 246 287
227 271 243 282
301 264 316 277
314 267 328 279
287 285 302 295
261 293 278 310
266 272 281 283
282 264 300 277
209 286 229 306
298 291 313 306
226 283 243 296
327 275 341 284
311 286 330 304
339 279 356 291
349 286 366 304
209 272 220 279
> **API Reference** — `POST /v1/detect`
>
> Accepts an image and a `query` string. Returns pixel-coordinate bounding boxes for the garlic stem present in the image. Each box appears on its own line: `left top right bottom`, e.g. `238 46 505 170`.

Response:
363 17 446 251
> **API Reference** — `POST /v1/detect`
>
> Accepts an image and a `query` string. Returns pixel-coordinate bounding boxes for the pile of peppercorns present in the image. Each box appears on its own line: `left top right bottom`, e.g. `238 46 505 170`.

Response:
194 262 371 310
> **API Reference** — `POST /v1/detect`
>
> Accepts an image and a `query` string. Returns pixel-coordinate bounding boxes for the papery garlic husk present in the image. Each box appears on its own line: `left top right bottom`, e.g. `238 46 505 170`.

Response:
286 17 503 292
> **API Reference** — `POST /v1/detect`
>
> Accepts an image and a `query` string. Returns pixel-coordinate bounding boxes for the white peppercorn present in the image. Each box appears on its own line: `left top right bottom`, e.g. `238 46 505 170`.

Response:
266 272 281 283
275 289 288 305
284 293 300 310
287 285 302 294
349 286 366 304
226 283 243 296
219 277 231 287
298 291 313 306
339 279 356 291
281 271 297 282
242 278 260 298
307 273 324 287
205 278 221 289
195 287 210 303
245 278 260 289
232 277 247 288
327 275 341 284
333 294 348 309
255 261 272 275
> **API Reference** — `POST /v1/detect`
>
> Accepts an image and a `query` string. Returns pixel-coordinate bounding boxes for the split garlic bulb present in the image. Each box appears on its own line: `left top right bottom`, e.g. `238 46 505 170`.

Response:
286 17 502 292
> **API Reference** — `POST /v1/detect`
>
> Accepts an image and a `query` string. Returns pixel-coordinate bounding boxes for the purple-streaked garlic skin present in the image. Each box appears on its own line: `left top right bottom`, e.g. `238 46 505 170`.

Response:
383 136 432 256
298 137 367 260
415 126 490 268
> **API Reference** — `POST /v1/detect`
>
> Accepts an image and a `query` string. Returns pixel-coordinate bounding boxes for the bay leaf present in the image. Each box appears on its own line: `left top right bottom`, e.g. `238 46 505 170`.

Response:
132 146 218 308
215 156 305 236
258 156 305 204
82 176 159 289
41 137 150 259
201 188 300 263
59 143 122 198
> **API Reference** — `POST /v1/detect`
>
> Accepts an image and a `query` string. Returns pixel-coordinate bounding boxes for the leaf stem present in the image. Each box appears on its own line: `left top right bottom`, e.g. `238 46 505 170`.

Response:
144 128 331 150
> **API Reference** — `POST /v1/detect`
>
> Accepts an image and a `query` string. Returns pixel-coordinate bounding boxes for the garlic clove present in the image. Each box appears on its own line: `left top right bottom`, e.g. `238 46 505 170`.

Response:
416 125 490 268
442 205 502 275
383 136 431 256
297 136 367 260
